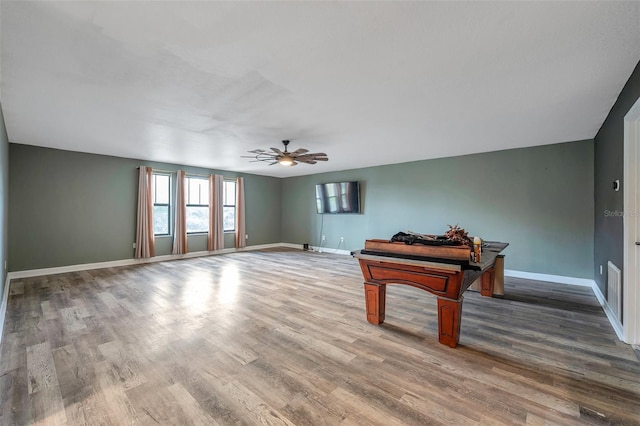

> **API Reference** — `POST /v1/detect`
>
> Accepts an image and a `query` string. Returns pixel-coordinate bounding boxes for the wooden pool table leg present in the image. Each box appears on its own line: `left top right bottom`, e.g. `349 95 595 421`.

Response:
364 282 386 324
480 267 495 297
437 297 463 348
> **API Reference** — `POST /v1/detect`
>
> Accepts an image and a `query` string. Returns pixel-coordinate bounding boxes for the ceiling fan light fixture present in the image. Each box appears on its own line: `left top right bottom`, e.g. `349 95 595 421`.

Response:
278 156 294 166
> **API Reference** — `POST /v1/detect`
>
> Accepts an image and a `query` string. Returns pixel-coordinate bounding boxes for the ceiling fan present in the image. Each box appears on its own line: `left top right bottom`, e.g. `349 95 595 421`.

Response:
243 140 329 166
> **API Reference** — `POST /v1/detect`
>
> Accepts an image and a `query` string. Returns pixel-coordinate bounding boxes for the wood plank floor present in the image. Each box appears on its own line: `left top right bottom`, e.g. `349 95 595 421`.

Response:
1 248 639 425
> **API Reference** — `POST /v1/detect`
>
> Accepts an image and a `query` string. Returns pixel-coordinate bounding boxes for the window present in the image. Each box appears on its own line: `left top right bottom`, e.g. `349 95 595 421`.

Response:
152 173 171 235
223 180 236 232
186 176 209 233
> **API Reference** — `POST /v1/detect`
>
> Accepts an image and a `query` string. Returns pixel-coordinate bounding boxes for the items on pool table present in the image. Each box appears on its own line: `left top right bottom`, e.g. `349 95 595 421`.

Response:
473 236 482 262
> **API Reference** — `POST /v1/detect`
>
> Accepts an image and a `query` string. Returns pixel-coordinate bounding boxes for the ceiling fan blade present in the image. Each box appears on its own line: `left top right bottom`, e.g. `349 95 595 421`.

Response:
248 149 266 154
268 161 279 165
296 154 328 161
243 154 278 160
293 157 312 163
271 148 284 155
293 148 309 155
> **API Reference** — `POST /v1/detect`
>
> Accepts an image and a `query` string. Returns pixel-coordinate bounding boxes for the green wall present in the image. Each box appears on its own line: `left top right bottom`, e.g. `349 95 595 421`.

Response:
594 60 640 294
8 144 282 271
8 140 595 279
0 103 8 296
282 140 595 279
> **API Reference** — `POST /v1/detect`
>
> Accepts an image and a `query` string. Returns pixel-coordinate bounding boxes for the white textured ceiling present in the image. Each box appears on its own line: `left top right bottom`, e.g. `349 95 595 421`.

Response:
1 1 639 178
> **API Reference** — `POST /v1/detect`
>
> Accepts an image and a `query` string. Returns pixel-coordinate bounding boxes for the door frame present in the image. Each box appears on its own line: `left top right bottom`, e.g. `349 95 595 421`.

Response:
623 96 640 345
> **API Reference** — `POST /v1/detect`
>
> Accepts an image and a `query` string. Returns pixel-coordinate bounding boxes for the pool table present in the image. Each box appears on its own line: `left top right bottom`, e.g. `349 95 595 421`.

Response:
352 241 508 348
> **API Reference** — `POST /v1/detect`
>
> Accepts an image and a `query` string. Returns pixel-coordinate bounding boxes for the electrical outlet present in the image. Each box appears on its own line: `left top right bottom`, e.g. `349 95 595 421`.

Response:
600 264 603 275
4 261 6 271
321 235 326 241
133 242 136 249
340 236 344 242
245 234 249 240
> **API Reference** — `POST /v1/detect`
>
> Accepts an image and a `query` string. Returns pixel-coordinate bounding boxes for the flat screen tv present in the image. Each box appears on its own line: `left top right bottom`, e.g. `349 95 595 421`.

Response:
315 181 361 214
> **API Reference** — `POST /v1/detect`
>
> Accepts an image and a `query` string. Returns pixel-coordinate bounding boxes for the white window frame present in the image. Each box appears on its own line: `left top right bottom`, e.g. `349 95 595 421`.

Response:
185 176 209 234
152 172 171 236
223 180 236 232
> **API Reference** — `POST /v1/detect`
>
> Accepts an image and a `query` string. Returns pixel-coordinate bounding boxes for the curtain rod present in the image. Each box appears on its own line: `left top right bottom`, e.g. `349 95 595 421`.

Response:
136 167 176 174
136 166 232 179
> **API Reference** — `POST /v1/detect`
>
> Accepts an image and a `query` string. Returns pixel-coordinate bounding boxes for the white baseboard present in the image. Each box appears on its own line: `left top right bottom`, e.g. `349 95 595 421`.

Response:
0 273 10 347
504 269 624 341
310 246 351 256
504 269 594 287
280 243 304 250
6 243 285 280
591 282 624 340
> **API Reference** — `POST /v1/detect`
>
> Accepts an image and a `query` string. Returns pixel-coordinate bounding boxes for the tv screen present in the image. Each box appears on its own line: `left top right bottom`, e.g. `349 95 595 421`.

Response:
315 181 361 214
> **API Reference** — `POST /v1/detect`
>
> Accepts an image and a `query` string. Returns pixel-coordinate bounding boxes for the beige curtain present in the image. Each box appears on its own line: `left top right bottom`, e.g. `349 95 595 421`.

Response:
235 176 246 248
208 174 224 251
172 170 188 254
135 166 155 258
